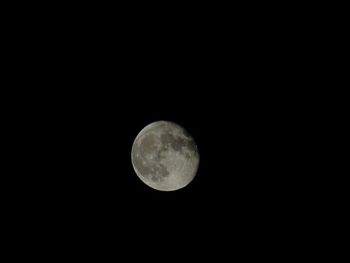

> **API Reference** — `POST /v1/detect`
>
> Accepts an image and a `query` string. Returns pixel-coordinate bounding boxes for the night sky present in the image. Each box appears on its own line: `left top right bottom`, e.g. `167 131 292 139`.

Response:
5 7 312 258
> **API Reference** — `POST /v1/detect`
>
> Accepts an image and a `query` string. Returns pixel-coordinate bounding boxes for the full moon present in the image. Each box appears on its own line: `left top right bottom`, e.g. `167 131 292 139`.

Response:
131 121 199 191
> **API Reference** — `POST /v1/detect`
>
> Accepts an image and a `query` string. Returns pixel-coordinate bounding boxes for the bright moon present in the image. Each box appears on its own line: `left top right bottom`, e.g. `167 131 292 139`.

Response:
131 121 199 191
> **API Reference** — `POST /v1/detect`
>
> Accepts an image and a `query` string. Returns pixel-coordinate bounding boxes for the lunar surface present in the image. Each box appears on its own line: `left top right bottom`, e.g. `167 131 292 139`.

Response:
131 121 199 191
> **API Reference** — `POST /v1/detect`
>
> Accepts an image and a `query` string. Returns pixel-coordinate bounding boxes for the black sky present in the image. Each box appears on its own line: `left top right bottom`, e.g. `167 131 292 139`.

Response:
5 7 314 257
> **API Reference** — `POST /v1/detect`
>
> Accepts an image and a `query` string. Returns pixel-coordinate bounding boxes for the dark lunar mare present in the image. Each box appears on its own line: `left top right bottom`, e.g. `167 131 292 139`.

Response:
160 132 197 155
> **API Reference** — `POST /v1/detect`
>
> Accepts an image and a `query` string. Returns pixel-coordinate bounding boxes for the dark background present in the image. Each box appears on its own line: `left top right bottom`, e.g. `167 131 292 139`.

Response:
3 4 319 258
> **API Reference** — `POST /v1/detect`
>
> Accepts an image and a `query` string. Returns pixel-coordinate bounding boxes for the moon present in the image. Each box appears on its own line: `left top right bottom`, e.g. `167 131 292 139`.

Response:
131 121 199 191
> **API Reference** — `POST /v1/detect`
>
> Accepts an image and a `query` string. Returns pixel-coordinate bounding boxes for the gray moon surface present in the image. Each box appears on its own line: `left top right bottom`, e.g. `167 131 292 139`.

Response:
131 121 199 191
